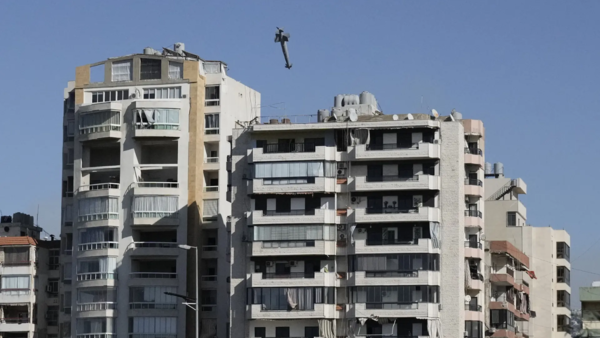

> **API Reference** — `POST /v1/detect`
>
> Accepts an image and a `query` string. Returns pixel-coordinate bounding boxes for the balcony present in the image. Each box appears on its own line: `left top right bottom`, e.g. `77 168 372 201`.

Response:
349 238 439 255
204 157 219 170
345 270 439 287
353 175 440 192
490 300 530 321
130 242 180 256
248 145 336 163
0 318 34 332
248 272 338 287
77 242 119 258
464 148 484 167
77 272 116 282
353 142 440 161
77 102 122 142
464 210 483 228
347 302 439 319
134 110 181 139
464 178 483 197
465 303 484 321
490 267 529 294
76 302 116 312
467 273 484 291
248 177 336 194
463 119 484 136
77 183 120 199
464 241 484 259
249 240 336 257
248 209 336 225
0 290 32 303
352 207 440 223
247 303 337 320
130 272 177 279
132 182 179 196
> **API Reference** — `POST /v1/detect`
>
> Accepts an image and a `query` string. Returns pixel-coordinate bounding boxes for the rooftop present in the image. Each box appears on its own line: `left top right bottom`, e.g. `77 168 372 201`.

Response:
0 236 38 246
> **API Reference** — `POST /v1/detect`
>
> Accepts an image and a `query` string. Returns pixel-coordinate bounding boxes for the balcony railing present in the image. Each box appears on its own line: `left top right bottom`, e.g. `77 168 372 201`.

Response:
78 183 120 192
465 147 483 156
465 303 482 312
263 209 316 216
130 272 177 279
77 273 116 281
366 143 421 151
365 271 419 278
205 99 220 106
133 242 178 249
205 157 219 163
471 273 484 281
365 239 419 246
134 182 179 188
262 240 316 248
366 175 419 182
205 127 219 135
78 242 118 251
204 186 219 192
201 275 217 282
366 207 418 215
262 143 317 154
262 272 315 279
76 334 116 338
0 317 31 324
465 210 482 218
76 302 116 312
80 124 120 135
135 122 179 130
465 178 483 186
129 302 177 310
506 267 515 277
0 288 31 295
464 241 483 249
132 211 178 219
365 302 420 309
79 213 119 222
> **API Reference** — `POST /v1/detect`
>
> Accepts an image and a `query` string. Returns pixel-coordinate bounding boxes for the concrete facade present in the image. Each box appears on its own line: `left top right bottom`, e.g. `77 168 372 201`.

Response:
60 45 260 338
229 94 485 338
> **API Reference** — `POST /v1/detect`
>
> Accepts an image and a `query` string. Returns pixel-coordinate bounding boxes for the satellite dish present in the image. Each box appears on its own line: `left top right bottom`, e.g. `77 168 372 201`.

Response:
465 295 472 302
431 109 439 118
349 109 358 122
406 114 414 120
392 114 398 121
449 114 455 122
331 112 338 121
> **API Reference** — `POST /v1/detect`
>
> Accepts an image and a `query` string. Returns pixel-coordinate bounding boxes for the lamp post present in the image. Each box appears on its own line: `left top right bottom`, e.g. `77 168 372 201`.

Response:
178 244 199 338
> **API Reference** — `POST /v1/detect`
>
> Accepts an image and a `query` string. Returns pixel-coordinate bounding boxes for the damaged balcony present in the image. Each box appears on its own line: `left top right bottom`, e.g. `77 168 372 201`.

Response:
0 305 33 332
134 108 181 138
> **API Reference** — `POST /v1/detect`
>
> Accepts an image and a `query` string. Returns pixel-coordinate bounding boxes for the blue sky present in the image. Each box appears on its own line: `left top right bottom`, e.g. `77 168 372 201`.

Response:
1 1 598 305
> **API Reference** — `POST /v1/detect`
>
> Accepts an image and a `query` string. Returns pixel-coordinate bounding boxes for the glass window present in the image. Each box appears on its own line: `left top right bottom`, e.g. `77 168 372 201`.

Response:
3 247 30 264
205 86 220 106
465 321 481 338
507 212 517 226
140 58 162 80
557 315 570 332
112 60 132 81
168 62 183 79
557 242 570 262
557 290 570 308
557 266 570 285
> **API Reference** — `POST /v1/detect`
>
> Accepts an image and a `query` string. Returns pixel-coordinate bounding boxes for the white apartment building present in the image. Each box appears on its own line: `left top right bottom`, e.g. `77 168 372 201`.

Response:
229 93 486 338
484 168 571 338
60 44 260 338
0 236 61 338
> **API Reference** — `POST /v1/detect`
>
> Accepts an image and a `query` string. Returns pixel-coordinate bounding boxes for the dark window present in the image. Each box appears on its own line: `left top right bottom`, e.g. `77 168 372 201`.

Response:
557 290 570 308
140 59 162 80
557 315 570 332
304 327 319 338
4 247 30 264
490 309 514 330
275 327 289 338
49 249 60 270
349 285 440 305
248 287 335 310
557 266 570 285
48 279 59 297
507 212 517 226
465 321 482 338
205 86 220 106
256 140 267 149
46 305 59 326
557 242 570 262
350 253 440 273
398 163 413 178
254 327 266 338
201 290 217 305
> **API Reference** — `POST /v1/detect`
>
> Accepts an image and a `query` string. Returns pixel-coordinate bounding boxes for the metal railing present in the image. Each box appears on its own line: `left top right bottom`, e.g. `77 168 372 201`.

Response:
78 183 120 192
366 142 429 150
365 271 419 278
365 239 419 246
204 186 219 192
79 213 119 222
135 122 179 130
0 288 31 295
130 272 177 279
205 99 220 106
134 182 179 188
0 317 30 324
262 143 317 154
464 210 482 218
78 242 119 251
202 245 218 252
77 302 116 312
471 273 484 281
464 241 483 249
365 302 419 309
365 208 418 214
465 178 483 186
79 124 121 135
262 272 315 279
205 127 219 135
129 302 177 310
259 115 318 124
76 334 116 338
133 242 178 249
205 157 219 163
132 211 178 218
464 147 483 156
263 209 316 216
365 175 419 182
262 240 316 248
77 273 116 281
506 267 515 277
201 275 217 282
465 303 482 312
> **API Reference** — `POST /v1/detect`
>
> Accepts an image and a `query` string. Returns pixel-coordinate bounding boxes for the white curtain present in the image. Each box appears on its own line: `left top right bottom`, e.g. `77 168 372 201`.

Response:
465 259 471 288
134 196 178 217
205 114 220 128
112 60 132 81
78 318 115 334
78 289 115 303
255 161 330 178
200 319 217 338
203 62 220 74
203 199 218 217
254 225 334 241
430 222 441 248
1 276 30 294
319 319 335 338
168 62 183 79
131 317 177 334
79 111 120 130
78 197 118 220
79 227 116 243
136 109 179 129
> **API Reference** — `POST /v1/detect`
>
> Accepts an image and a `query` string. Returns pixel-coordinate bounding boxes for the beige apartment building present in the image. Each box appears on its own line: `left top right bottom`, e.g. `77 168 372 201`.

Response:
484 167 571 338
229 93 487 338
59 44 260 338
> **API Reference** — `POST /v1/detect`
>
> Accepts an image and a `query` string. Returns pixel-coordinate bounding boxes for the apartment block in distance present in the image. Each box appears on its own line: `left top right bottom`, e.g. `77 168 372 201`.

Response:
580 283 600 337
229 92 487 338
0 236 61 338
60 43 260 338
484 165 571 338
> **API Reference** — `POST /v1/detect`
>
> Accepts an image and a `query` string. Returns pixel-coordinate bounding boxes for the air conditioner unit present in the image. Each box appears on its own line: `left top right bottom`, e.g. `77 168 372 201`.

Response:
337 162 348 169
357 228 366 233
337 169 347 177
266 261 274 267
290 261 298 267
338 233 347 241
351 196 358 204
129 93 137 99
337 224 346 231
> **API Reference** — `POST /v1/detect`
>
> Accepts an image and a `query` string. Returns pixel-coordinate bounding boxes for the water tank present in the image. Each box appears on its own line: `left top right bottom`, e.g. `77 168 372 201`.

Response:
485 162 493 175
452 110 463 120
353 94 360 105
360 91 370 105
174 42 185 55
143 47 155 55
334 95 344 108
494 162 504 177
592 281 600 287
318 109 330 122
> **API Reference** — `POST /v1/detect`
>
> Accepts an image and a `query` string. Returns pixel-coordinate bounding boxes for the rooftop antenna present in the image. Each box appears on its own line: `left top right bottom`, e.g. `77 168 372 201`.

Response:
275 27 292 69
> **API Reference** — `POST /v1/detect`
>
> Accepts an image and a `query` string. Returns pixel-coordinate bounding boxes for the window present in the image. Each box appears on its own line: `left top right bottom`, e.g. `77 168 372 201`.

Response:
350 254 440 273
63 148 74 169
62 291 72 313
168 62 183 79
64 120 75 141
349 286 439 306
47 279 59 297
129 286 177 309
1 275 30 294
464 321 482 338
205 86 220 106
275 327 290 338
143 87 181 99
79 111 121 134
254 161 337 179
253 225 336 241
3 247 30 265
557 242 570 262
130 317 176 336
305 327 319 338
133 196 179 218
63 263 72 282
111 60 132 82
557 315 570 332
62 233 73 255
203 199 219 218
79 227 118 250
135 109 179 130
62 176 74 197
557 290 570 308
78 197 119 222
254 327 266 338
77 318 115 334
49 249 60 270
140 58 162 80
91 89 129 103
60 321 71 338
507 212 517 226
62 204 73 225
205 114 220 134
490 309 514 330
203 62 221 74
557 266 570 285
46 306 59 326
248 287 335 310
77 257 117 280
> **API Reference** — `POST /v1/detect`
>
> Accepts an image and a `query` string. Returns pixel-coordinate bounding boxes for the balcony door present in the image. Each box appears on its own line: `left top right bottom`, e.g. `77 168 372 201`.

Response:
367 165 383 181
275 327 290 338
367 196 383 211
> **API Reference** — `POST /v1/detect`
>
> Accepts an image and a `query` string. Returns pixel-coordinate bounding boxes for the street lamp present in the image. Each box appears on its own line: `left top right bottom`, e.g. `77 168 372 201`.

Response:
178 244 199 338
